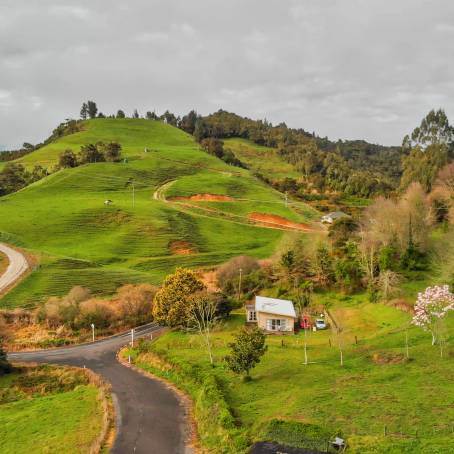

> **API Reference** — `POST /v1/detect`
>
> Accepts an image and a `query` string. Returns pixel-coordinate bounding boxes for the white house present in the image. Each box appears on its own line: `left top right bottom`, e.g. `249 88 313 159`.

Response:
246 296 297 333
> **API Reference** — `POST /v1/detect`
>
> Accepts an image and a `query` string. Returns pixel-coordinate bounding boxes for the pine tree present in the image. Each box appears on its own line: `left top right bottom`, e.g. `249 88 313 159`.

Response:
80 102 88 120
87 100 98 119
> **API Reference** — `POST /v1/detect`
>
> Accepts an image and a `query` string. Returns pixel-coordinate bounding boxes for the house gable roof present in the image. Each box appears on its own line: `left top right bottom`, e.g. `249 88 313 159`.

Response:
255 296 297 318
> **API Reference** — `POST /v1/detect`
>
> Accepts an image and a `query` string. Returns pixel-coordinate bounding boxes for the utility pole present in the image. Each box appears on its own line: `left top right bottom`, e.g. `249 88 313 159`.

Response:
91 323 95 343
405 329 409 359
131 328 135 347
132 182 135 208
284 192 288 208
237 268 243 302
304 327 308 365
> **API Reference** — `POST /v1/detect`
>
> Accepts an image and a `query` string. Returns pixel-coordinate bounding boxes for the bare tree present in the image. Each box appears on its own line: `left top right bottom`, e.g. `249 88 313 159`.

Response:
378 270 402 302
187 292 218 365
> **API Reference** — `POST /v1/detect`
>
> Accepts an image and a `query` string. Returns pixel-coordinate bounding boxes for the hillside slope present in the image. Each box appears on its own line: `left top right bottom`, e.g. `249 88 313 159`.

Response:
0 119 319 307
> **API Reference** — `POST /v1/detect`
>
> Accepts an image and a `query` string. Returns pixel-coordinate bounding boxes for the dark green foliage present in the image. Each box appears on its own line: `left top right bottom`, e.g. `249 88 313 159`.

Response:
80 102 88 120
200 138 245 168
378 245 399 271
180 110 199 134
161 110 178 126
400 109 454 191
133 109 139 119
312 243 334 286
58 149 78 168
334 241 363 293
97 141 122 162
400 144 448 192
329 217 358 252
0 344 11 376
79 144 105 164
86 100 98 119
226 326 267 377
193 110 402 196
0 163 47 196
403 108 454 150
116 109 126 118
280 250 295 271
146 111 158 120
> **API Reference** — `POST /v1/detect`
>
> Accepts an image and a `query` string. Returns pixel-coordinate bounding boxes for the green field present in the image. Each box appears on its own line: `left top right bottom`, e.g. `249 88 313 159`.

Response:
128 307 454 453
122 230 454 453
0 365 104 454
0 119 318 308
224 138 300 180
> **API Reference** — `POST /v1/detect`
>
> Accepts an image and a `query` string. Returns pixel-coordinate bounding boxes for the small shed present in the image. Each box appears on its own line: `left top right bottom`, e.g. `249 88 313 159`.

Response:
246 296 297 333
321 211 349 224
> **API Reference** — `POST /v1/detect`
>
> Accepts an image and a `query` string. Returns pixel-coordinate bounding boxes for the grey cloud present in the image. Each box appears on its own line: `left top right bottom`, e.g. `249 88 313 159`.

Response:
1 0 454 148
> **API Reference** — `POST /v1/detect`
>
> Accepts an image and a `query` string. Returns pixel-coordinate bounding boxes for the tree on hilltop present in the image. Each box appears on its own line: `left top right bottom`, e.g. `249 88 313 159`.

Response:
80 102 88 120
180 110 199 134
116 110 126 118
146 111 158 120
59 149 78 168
87 100 98 119
79 143 105 163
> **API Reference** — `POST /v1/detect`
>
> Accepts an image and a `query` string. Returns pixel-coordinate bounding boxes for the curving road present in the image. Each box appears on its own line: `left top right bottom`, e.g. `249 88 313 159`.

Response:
8 324 192 454
0 243 29 294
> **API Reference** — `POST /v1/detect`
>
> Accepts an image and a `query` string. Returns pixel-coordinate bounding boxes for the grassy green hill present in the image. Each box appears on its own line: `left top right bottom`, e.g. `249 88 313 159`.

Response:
223 138 300 181
0 119 319 307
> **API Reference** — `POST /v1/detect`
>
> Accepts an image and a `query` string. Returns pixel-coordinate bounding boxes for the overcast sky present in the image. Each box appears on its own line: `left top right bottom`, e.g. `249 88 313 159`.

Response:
1 0 454 149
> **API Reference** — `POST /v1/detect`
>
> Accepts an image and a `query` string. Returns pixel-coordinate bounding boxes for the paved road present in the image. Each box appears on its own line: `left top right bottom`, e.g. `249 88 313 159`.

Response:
8 324 191 454
0 243 29 293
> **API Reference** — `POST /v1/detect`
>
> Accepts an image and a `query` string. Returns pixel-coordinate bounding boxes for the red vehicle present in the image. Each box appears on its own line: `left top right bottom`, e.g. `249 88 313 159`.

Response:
300 314 313 330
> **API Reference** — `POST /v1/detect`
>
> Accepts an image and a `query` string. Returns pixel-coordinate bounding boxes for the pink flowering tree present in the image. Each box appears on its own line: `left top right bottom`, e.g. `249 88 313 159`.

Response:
412 285 454 346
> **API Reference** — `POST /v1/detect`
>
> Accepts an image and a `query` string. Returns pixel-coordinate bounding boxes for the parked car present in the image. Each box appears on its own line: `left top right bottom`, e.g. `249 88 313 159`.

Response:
315 319 327 330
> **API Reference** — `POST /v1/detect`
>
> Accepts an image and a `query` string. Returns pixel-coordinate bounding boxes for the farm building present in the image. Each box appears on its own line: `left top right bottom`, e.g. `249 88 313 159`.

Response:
320 211 349 224
246 296 297 333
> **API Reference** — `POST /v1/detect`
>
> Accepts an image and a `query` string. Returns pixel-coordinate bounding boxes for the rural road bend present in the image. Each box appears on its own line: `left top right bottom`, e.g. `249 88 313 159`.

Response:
0 243 29 293
8 324 191 454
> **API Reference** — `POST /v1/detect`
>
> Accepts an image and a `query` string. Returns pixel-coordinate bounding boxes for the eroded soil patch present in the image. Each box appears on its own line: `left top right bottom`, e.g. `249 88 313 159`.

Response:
248 212 311 231
170 240 196 255
169 193 234 202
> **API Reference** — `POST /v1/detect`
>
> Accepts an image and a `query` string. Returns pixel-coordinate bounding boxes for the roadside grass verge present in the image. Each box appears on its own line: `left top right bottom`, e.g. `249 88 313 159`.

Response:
0 364 110 454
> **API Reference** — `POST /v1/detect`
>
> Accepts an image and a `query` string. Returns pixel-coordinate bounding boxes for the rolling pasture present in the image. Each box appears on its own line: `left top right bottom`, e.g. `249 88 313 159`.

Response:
0 119 318 307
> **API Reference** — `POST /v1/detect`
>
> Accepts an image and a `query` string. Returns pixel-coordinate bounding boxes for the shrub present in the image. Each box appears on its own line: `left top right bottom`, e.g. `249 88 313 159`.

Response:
114 283 156 326
217 256 260 294
77 299 116 329
226 326 267 378
152 268 206 327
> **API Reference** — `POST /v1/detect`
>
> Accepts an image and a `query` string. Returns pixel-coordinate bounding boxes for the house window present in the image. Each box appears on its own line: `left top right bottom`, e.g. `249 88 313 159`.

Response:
266 319 287 331
248 311 257 322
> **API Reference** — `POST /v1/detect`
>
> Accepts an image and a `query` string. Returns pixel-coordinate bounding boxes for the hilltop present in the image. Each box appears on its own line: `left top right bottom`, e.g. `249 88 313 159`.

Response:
0 118 319 307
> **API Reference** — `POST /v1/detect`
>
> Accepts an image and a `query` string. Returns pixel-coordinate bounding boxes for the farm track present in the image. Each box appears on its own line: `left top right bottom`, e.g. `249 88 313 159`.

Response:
152 180 322 233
